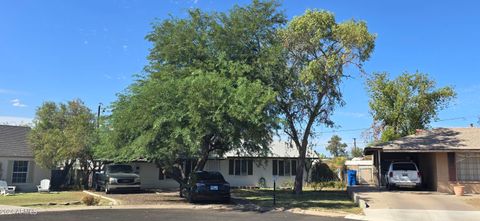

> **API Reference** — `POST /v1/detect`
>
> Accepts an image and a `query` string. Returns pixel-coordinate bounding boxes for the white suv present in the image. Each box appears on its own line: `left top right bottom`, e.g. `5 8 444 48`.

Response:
385 162 422 190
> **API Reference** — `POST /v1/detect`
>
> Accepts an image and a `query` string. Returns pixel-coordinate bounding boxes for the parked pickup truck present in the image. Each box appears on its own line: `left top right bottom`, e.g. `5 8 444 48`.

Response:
94 164 141 194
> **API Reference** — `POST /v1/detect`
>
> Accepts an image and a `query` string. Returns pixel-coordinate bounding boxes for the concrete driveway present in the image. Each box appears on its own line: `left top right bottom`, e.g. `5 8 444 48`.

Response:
350 187 480 221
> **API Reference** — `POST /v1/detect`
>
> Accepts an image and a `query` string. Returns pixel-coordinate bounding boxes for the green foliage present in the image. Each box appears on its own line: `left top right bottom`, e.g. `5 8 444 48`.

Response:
310 161 337 182
107 1 285 182
330 156 347 170
280 180 294 189
310 181 345 191
275 9 375 193
28 99 97 169
326 135 348 157
366 72 456 142
350 147 364 158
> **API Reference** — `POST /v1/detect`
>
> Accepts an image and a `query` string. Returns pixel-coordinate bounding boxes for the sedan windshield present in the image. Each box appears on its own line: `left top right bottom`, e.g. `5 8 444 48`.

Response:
392 163 416 171
107 165 133 173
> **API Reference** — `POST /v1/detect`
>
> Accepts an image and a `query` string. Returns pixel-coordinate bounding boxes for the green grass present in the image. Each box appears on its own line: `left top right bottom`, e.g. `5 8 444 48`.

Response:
232 189 362 214
0 191 106 207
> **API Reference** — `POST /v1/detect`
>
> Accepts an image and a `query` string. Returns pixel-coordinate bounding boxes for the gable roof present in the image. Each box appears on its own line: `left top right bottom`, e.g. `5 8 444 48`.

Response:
224 140 317 158
365 128 480 153
0 125 33 157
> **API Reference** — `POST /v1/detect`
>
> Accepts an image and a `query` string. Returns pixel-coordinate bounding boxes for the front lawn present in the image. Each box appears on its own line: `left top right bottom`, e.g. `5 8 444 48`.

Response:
232 188 362 214
0 191 107 207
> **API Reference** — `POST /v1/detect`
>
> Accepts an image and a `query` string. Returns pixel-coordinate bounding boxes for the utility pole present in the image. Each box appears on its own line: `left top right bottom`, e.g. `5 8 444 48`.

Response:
97 103 102 129
353 138 357 150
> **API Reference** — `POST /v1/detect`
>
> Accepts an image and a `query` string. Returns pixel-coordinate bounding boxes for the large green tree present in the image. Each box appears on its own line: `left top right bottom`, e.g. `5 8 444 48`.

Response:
366 72 455 142
106 1 285 185
326 135 348 157
276 10 375 194
28 99 97 187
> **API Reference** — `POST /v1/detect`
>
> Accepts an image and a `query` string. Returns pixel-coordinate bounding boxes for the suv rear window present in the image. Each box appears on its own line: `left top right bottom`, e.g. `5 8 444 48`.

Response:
392 163 417 171
195 172 225 182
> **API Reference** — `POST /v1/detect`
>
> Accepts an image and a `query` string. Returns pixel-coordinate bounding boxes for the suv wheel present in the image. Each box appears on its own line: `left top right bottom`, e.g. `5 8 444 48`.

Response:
187 192 195 203
105 184 111 194
94 182 101 192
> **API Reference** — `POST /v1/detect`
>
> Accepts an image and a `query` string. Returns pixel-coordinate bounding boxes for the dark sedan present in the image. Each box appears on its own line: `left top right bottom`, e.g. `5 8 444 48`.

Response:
180 171 230 203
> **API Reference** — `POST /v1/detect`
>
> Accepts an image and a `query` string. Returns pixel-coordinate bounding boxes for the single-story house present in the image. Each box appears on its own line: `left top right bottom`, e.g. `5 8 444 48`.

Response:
364 127 480 194
130 141 316 189
0 125 51 191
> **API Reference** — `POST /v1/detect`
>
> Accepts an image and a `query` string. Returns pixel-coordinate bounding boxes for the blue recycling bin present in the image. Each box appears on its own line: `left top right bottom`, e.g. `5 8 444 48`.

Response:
347 170 357 186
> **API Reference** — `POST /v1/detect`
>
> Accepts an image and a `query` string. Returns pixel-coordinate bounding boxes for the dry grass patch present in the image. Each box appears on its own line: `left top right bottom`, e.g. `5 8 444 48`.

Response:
0 191 108 207
232 188 362 214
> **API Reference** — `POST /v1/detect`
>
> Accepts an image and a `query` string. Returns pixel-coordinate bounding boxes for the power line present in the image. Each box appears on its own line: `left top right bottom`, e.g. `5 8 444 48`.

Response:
434 116 478 122
319 115 479 134
320 128 369 134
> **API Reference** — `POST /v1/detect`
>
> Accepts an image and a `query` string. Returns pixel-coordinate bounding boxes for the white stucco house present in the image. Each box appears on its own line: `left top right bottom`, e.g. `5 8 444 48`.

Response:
130 141 317 189
0 125 51 192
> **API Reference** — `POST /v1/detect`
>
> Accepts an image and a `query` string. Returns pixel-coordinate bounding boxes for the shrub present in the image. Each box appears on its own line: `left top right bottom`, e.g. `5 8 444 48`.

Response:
281 180 294 189
310 181 345 191
311 161 338 182
81 195 100 206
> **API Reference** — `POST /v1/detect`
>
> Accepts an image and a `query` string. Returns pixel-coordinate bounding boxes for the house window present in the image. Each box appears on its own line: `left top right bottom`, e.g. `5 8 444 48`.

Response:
228 159 253 176
272 159 296 176
285 160 291 176
272 160 278 175
278 160 285 176
247 160 253 175
456 153 480 181
291 160 297 176
12 161 28 183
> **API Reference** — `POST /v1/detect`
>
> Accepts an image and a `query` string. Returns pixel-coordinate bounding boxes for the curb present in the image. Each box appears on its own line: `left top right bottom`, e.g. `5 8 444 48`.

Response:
347 187 369 209
32 194 357 218
35 203 352 218
82 190 120 206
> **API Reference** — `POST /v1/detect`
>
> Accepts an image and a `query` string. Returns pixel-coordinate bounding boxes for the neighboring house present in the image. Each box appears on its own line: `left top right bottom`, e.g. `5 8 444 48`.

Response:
364 127 480 194
0 125 50 191
345 157 375 185
129 141 316 189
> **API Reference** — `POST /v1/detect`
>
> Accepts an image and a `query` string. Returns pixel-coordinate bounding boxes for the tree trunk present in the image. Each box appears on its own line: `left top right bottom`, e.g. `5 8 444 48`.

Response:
194 138 213 172
59 161 74 188
294 146 307 194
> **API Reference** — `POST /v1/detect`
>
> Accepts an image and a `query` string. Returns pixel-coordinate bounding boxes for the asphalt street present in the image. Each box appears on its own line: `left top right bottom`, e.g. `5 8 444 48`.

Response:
2 209 349 221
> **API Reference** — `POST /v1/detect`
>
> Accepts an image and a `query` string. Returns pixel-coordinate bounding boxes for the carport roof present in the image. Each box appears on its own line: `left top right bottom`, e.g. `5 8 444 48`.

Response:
364 127 480 154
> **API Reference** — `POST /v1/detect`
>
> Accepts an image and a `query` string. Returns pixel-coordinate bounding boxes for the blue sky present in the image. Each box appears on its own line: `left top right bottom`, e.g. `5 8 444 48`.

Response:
1 0 479 155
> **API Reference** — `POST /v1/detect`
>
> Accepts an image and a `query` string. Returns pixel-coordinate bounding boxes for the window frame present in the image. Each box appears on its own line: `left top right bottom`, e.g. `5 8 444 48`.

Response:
229 158 254 176
12 161 29 184
456 153 480 181
272 159 297 177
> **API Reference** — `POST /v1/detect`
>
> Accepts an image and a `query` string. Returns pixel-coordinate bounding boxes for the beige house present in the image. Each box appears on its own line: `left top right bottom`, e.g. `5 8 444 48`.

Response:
0 125 51 192
365 127 480 194
130 141 316 189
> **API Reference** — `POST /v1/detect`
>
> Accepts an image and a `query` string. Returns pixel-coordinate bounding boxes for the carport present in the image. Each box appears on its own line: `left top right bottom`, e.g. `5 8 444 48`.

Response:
364 148 437 190
363 128 480 194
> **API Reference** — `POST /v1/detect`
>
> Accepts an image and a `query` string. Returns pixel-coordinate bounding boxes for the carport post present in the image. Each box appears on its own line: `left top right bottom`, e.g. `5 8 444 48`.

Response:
377 149 382 190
